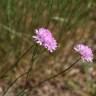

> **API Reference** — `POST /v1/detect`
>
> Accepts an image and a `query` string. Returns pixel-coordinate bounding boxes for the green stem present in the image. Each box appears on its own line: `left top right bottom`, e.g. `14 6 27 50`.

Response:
2 71 29 96
17 58 80 96
0 44 33 79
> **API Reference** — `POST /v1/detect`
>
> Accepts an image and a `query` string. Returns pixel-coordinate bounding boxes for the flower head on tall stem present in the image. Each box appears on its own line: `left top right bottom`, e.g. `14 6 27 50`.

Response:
74 44 93 62
33 28 57 52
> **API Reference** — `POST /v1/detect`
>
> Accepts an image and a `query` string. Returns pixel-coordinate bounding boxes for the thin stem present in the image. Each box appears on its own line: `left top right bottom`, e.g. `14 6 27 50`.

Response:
16 45 38 96
25 49 35 84
32 58 80 89
0 45 33 79
24 45 38 95
17 58 80 96
2 71 29 96
16 89 26 96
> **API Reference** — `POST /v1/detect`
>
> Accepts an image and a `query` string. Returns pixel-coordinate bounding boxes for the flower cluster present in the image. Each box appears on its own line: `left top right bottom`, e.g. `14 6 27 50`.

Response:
33 28 57 52
74 44 93 62
33 27 94 62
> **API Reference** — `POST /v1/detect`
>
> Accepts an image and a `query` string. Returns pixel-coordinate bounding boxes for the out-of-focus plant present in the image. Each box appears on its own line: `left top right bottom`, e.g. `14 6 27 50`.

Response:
0 0 96 96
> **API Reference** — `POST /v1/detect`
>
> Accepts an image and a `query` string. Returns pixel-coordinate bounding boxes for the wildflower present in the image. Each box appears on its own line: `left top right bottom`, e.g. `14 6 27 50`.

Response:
74 44 93 62
33 28 57 52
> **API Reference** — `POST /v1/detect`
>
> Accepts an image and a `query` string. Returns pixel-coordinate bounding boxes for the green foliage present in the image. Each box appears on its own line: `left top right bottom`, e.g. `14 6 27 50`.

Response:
0 0 96 96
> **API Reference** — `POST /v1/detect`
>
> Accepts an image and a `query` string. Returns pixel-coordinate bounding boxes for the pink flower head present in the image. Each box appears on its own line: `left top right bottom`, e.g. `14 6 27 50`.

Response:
74 44 93 62
33 28 57 52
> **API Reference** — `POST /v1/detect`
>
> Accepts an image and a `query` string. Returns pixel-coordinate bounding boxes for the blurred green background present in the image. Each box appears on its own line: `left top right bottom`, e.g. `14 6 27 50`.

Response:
0 0 96 96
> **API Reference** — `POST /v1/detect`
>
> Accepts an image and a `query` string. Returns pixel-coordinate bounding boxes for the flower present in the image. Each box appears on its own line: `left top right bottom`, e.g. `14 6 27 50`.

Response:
74 44 93 62
33 28 57 52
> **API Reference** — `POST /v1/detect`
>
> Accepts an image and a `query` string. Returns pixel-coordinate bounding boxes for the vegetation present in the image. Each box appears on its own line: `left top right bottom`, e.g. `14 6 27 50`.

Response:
0 0 96 96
